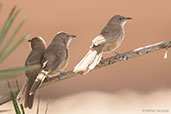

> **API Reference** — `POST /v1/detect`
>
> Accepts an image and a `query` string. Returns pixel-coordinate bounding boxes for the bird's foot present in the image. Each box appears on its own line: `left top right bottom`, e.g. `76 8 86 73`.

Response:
44 76 50 82
100 56 104 63
58 72 65 80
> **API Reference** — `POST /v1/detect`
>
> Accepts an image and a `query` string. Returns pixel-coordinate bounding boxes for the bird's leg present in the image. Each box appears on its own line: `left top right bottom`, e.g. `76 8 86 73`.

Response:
101 56 104 60
100 56 104 63
44 75 50 82
58 72 65 80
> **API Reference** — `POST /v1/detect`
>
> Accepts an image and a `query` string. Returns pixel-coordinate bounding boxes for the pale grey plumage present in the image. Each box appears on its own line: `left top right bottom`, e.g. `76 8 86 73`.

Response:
17 37 46 109
29 32 76 95
74 15 132 74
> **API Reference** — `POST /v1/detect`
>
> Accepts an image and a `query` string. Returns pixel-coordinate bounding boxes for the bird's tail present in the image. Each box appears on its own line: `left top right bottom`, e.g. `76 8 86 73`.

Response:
73 49 102 74
16 79 35 109
24 92 35 109
29 71 48 95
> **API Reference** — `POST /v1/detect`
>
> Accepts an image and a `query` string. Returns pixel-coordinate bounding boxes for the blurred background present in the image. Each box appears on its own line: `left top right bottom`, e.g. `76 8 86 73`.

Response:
0 0 171 113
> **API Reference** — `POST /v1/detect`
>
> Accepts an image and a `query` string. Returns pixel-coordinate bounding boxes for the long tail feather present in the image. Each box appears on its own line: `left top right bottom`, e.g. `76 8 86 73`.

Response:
25 94 35 109
89 53 102 70
73 50 102 74
29 71 47 95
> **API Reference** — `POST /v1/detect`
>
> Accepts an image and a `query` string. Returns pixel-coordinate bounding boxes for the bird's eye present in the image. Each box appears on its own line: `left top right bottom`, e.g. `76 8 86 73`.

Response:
119 17 122 20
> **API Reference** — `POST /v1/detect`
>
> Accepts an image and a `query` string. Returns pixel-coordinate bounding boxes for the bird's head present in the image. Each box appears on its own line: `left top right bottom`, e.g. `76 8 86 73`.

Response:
108 15 132 27
28 36 46 49
54 31 76 47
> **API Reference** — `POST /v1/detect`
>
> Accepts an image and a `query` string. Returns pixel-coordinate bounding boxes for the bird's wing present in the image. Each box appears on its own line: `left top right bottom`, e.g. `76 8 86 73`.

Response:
43 46 67 72
25 50 43 78
25 50 42 66
90 35 106 48
100 24 123 44
91 29 121 48
51 51 66 72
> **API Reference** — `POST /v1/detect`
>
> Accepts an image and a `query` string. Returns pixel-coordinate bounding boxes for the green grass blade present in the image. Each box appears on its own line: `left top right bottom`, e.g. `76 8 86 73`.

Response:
15 78 26 114
0 33 30 63
0 88 17 93
37 95 40 114
0 74 21 82
0 88 10 93
0 4 2 13
45 99 49 114
7 81 21 114
0 65 40 81
0 8 20 46
0 19 26 56
0 5 16 20
7 6 17 19
20 104 25 114
15 78 20 93
0 65 39 76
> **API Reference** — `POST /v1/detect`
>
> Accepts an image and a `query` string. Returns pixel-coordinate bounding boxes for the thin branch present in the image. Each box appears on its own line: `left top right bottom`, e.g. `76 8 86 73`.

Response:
42 40 171 86
0 40 171 105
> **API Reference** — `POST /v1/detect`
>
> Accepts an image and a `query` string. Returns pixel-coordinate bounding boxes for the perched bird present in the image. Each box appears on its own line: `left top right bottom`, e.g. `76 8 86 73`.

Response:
17 36 46 109
73 15 132 74
29 32 76 95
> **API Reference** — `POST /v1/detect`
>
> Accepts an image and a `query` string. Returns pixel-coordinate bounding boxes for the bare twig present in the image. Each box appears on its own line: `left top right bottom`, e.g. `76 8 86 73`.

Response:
0 40 170 105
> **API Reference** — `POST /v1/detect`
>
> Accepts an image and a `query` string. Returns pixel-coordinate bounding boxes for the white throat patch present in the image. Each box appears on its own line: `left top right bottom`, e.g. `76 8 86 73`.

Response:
121 21 127 28
67 38 72 47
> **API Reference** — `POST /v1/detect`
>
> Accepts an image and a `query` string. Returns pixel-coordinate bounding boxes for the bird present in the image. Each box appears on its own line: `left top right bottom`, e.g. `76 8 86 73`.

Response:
17 36 46 109
73 15 132 74
29 32 76 96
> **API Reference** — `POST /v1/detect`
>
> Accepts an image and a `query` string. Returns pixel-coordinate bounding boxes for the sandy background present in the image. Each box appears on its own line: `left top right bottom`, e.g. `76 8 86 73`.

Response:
0 0 171 113
1 90 171 114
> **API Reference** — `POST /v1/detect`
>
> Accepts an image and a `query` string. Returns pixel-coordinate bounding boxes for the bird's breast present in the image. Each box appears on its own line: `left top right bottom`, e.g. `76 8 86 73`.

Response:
103 34 124 53
60 59 68 72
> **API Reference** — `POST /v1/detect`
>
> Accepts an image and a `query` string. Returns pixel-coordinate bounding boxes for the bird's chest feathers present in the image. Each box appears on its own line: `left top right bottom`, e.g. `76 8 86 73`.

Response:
104 33 124 52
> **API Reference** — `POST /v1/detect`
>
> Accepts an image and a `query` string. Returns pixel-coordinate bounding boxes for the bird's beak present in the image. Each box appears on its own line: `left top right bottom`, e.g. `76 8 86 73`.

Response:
125 17 132 20
28 39 32 42
68 35 76 38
